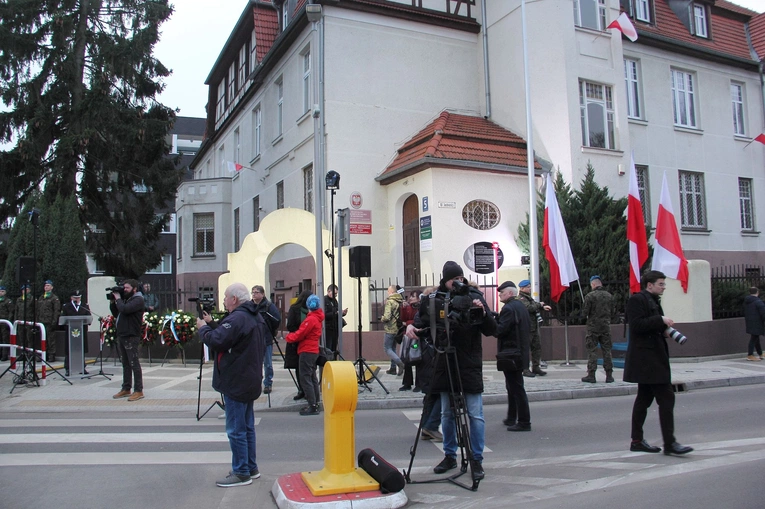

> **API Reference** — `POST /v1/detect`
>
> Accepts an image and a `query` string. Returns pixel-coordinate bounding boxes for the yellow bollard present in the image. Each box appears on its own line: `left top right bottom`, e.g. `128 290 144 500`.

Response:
301 361 380 496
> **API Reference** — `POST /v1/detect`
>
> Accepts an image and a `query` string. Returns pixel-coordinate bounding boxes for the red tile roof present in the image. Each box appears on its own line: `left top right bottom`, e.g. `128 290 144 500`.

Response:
253 2 279 64
750 12 765 61
378 111 539 183
633 0 755 62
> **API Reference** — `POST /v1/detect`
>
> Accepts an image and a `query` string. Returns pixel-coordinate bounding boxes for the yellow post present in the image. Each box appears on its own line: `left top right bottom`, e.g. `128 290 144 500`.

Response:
301 361 380 496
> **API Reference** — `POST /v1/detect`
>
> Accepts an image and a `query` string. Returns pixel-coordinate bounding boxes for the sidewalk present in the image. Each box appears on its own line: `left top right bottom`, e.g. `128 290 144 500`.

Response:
1 354 763 414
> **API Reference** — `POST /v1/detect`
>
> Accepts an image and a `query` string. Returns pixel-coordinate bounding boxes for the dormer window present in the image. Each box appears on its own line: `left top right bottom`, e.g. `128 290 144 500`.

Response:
282 2 289 30
634 0 651 23
692 4 708 38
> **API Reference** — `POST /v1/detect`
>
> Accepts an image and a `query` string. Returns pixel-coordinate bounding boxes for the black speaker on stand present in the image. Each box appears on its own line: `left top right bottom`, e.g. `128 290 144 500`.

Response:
348 246 371 278
16 257 35 285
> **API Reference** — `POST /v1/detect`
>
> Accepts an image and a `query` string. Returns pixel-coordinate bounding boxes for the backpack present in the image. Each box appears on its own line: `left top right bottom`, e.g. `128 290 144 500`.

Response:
393 305 406 344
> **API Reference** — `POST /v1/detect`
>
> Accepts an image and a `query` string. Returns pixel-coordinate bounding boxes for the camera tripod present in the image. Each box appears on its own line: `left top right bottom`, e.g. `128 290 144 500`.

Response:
83 317 112 380
196 342 225 420
352 276 388 394
403 293 481 491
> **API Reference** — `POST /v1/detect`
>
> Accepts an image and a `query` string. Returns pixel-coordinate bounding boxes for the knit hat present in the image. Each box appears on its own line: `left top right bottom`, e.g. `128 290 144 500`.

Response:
497 281 516 292
442 261 464 281
518 280 531 288
306 294 321 311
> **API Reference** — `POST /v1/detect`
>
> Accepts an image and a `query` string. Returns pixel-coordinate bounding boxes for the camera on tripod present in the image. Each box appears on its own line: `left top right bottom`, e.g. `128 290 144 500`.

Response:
189 297 215 318
447 280 484 327
105 284 125 300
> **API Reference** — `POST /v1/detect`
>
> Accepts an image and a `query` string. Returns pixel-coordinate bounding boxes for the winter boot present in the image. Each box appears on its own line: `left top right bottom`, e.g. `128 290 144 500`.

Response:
581 371 596 383
605 370 614 383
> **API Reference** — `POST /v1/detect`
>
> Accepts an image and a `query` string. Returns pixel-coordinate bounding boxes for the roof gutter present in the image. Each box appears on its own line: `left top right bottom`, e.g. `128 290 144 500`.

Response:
636 30 759 71
376 157 541 184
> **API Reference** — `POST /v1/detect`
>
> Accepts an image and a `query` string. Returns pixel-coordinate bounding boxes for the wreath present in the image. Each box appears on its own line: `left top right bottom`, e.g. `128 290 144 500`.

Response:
100 315 117 347
156 310 197 347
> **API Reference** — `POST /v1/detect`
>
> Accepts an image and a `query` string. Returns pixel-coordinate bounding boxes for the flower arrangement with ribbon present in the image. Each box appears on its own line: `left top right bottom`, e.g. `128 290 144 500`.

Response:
156 310 197 347
100 315 117 347
141 312 164 345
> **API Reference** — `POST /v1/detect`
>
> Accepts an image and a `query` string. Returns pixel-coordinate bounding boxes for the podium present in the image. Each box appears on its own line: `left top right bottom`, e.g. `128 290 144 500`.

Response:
59 315 93 377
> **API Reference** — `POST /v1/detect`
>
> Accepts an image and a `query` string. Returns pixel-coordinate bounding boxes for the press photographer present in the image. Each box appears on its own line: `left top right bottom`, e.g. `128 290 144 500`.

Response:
109 279 145 401
413 261 496 480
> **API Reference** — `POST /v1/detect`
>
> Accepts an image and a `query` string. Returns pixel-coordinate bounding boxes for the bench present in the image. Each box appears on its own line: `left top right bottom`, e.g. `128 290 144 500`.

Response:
598 341 628 368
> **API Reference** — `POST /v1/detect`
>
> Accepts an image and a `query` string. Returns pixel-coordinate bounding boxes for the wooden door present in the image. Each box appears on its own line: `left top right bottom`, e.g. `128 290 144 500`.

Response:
402 195 420 287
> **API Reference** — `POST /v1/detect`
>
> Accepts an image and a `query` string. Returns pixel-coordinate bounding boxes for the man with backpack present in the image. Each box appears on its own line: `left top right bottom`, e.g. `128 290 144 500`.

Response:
380 284 405 376
251 285 281 395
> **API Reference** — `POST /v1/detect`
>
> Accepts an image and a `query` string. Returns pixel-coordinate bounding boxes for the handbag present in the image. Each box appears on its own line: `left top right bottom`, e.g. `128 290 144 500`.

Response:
401 335 422 366
283 341 299 370
496 348 522 371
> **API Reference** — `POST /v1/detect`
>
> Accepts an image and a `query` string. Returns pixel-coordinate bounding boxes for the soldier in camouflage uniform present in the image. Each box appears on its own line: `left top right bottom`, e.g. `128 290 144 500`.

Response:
37 280 61 362
517 280 551 377
15 285 35 357
581 275 614 383
0 285 13 361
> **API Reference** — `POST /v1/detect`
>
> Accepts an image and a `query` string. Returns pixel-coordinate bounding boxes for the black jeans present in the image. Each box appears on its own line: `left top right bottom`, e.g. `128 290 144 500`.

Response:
117 335 143 392
748 335 762 356
503 369 530 425
631 383 675 446
298 352 320 406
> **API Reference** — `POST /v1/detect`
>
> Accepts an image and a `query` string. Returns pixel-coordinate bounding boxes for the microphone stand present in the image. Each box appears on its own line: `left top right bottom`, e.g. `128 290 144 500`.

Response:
83 307 112 380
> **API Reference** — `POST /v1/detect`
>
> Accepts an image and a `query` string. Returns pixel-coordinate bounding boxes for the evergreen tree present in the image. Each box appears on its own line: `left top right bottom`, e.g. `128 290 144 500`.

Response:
0 1 181 277
40 193 89 299
2 194 42 295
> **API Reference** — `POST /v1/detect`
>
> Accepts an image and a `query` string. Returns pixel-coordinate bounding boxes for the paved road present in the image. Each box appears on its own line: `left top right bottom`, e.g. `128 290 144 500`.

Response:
1 384 763 509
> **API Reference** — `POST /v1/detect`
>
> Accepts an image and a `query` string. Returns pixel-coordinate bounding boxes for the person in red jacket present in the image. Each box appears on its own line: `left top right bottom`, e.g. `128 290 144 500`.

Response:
285 294 324 415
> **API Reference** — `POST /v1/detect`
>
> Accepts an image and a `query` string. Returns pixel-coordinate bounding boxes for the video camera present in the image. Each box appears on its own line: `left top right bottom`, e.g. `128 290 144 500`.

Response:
105 284 125 300
189 297 215 318
447 280 484 327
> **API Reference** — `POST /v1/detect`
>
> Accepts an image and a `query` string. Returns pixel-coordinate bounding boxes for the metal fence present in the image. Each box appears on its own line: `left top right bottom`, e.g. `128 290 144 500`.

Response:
137 278 219 315
711 265 764 319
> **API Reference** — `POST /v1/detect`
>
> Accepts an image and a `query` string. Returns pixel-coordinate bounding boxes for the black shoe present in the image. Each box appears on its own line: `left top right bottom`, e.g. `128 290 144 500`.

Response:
65 371 70 377
605 372 614 383
49 355 56 362
522 370 535 378
502 418 515 426
293 391 305 401
470 460 484 481
630 439 661 453
385 368 397 375
532 367 547 376
299 404 320 416
507 423 531 432
263 386 272 394
412 386 422 393
664 442 693 456
433 456 458 474
398 385 412 391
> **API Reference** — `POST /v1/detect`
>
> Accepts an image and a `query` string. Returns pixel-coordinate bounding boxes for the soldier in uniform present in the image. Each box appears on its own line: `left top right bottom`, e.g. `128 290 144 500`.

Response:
0 285 13 361
15 285 34 357
37 280 61 362
517 280 551 377
581 275 615 383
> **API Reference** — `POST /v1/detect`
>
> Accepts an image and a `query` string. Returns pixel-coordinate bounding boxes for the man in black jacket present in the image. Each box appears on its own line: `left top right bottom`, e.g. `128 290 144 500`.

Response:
197 282 266 488
110 280 145 402
624 270 692 456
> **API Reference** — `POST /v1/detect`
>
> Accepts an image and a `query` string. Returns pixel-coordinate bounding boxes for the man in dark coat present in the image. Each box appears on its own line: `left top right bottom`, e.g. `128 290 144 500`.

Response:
495 281 532 432
323 284 346 357
415 261 496 481
61 290 91 376
743 287 765 361
624 270 692 456
197 282 266 487
109 280 145 401
251 285 281 394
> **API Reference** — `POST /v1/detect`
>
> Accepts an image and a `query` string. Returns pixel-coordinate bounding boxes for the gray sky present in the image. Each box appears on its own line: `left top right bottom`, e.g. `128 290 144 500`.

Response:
153 0 764 119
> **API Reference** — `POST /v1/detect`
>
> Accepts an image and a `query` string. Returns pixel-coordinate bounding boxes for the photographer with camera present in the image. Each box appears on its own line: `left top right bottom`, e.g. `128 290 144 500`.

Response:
251 285 280 394
624 270 692 456
109 280 146 401
416 261 496 480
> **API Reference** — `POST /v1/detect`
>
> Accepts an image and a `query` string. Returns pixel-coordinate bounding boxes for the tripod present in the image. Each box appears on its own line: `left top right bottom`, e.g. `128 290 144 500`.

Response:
196 342 225 420
403 293 481 491
83 318 112 380
352 276 388 394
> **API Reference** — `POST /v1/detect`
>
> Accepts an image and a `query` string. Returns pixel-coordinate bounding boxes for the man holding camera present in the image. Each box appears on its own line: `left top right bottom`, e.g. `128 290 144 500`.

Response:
624 270 692 456
419 261 496 480
110 279 145 401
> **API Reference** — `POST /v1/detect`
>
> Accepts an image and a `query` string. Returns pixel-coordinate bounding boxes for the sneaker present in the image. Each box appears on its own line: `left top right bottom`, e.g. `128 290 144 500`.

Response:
746 355 760 361
299 404 320 416
249 469 261 479
398 385 412 391
522 370 536 378
216 473 252 487
112 390 131 399
263 386 272 394
470 460 484 481
425 429 443 442
127 391 144 401
433 456 458 474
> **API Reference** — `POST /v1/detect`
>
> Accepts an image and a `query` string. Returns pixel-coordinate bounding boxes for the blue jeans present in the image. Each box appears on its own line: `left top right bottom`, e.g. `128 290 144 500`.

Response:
384 333 403 370
223 395 257 476
440 392 484 462
422 393 442 431
264 342 273 387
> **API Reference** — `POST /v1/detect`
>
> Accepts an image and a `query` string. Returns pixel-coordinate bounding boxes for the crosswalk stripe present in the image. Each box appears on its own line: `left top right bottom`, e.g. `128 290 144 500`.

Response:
0 432 229 444
0 451 232 467
0 418 252 428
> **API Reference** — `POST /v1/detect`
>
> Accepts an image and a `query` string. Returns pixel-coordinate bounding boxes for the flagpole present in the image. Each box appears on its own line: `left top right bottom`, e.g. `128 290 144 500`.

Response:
521 0 540 303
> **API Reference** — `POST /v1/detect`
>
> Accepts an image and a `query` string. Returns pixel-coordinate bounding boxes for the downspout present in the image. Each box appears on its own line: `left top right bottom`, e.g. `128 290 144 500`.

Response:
744 21 765 131
481 0 491 119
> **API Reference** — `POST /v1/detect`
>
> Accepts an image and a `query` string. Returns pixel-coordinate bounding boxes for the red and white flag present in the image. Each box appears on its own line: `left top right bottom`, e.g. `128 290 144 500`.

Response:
224 160 243 173
607 12 638 42
543 173 579 303
753 133 765 145
627 153 648 293
651 172 689 292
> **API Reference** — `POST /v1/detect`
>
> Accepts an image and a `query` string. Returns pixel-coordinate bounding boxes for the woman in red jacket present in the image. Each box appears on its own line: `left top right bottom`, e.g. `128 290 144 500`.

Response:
285 294 324 415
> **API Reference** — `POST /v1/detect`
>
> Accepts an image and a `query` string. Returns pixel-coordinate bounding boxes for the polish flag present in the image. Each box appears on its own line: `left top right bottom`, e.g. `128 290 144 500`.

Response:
225 160 243 173
627 153 648 293
651 172 689 292
607 12 638 42
753 133 765 145
543 173 579 302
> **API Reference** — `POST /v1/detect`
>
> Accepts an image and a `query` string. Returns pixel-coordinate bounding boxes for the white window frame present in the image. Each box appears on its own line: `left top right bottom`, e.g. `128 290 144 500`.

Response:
671 69 697 128
635 164 651 227
678 171 706 229
234 128 240 163
574 0 607 31
302 48 311 114
146 254 172 274
692 4 708 38
253 195 260 232
252 106 262 157
624 58 642 119
250 29 258 72
303 164 313 212
634 0 651 22
193 213 215 255
216 82 226 121
276 181 284 209
227 63 236 105
739 178 755 231
282 2 289 29
579 80 616 149
731 82 745 136
276 77 283 137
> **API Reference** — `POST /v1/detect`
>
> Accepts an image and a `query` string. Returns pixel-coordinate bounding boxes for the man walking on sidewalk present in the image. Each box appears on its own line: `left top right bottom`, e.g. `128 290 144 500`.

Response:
743 287 765 361
581 275 614 383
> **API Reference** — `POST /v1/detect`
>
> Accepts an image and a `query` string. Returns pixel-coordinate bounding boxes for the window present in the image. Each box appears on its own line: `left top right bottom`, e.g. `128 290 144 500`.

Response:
216 82 225 120
253 196 260 232
739 178 754 231
194 213 215 255
462 200 501 230
281 2 289 29
678 171 706 229
634 0 651 22
252 106 262 157
731 83 745 136
250 29 258 72
624 59 642 119
146 254 172 274
671 69 697 128
276 77 283 137
692 4 707 38
303 165 313 212
227 63 236 105
177 216 182 260
635 164 651 227
276 181 284 209
238 44 248 90
160 213 176 234
574 0 607 31
234 128 240 163
579 80 615 149
302 49 311 114
234 207 240 252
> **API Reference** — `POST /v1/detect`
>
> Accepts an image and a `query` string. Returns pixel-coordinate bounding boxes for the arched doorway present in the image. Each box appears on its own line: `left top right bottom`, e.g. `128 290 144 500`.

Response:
402 194 420 286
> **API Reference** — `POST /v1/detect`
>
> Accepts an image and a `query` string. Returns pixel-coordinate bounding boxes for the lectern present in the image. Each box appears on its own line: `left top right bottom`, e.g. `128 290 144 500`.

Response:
59 315 93 377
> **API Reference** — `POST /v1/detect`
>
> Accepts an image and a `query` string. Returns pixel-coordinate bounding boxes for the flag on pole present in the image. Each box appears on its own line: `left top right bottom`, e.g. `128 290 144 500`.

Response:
543 173 579 302
607 12 638 42
753 133 765 145
651 172 689 292
627 153 648 293
224 160 243 173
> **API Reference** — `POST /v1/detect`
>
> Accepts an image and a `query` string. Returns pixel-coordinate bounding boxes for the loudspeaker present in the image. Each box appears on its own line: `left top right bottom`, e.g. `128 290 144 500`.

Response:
16 256 35 285
358 448 405 494
348 246 371 278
